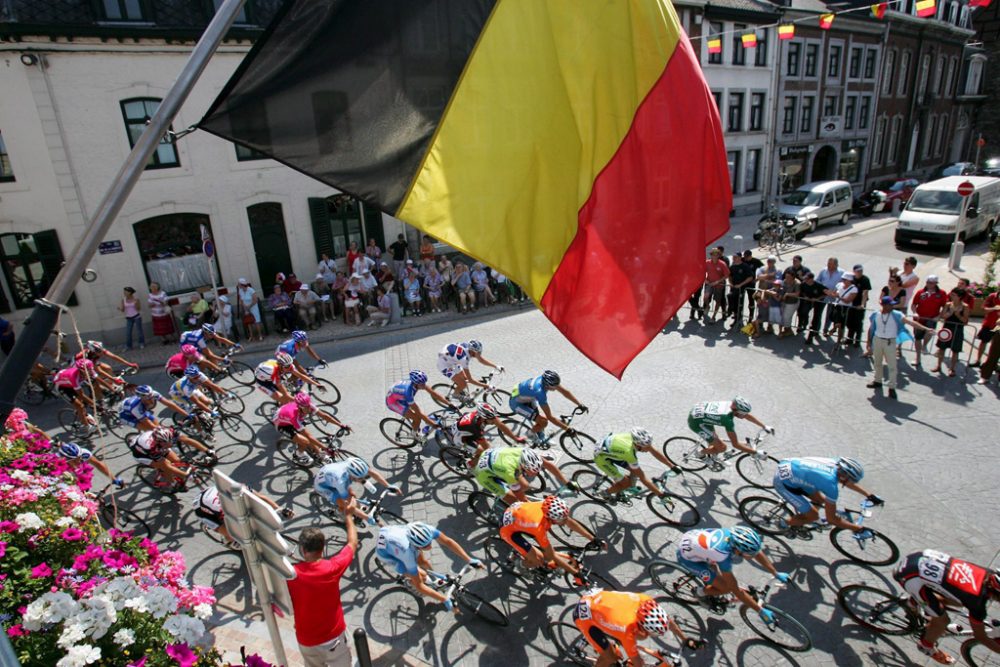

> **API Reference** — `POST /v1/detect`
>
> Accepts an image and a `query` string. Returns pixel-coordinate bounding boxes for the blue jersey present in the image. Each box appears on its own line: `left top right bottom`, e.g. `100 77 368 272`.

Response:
512 376 548 407
440 343 469 365
120 395 155 423
313 461 353 502
169 376 204 400
677 528 735 572
276 339 298 357
389 380 418 404
776 457 840 501
375 524 440 576
179 330 207 350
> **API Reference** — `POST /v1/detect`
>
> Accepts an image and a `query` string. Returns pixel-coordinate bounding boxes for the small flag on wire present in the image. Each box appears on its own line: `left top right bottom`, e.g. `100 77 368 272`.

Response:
778 24 796 39
871 2 888 18
819 13 835 29
970 0 992 7
708 38 722 54
916 0 936 16
741 32 757 48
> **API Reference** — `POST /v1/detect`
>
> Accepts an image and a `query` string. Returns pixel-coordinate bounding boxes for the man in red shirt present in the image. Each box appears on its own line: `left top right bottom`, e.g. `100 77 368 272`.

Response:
910 275 948 367
973 290 1000 368
702 248 731 324
287 511 357 666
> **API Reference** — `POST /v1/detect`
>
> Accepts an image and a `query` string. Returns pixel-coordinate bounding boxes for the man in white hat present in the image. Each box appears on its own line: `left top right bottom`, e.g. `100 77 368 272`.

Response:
294 282 322 330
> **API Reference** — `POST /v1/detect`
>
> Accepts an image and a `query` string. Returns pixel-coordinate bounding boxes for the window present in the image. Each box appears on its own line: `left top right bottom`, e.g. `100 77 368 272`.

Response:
744 149 761 192
732 24 747 66
888 116 902 165
858 96 871 130
0 231 71 311
229 96 271 161
946 57 958 97
787 42 801 77
800 96 815 134
828 44 842 79
212 0 248 24
937 115 949 157
727 151 740 194
805 43 819 77
133 214 221 295
923 114 937 159
839 151 861 182
749 93 765 131
872 116 887 166
849 47 863 78
966 58 985 96
754 28 768 67
120 99 180 169
708 22 723 65
864 49 877 79
235 145 268 162
897 51 911 96
823 95 839 118
711 90 722 113
101 0 146 21
0 132 14 183
728 92 745 132
844 96 857 130
932 56 945 95
917 53 931 101
782 96 797 134
881 50 896 96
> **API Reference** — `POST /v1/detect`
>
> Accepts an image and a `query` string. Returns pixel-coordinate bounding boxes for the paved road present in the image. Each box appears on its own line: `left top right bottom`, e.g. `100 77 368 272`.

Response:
22 280 1000 666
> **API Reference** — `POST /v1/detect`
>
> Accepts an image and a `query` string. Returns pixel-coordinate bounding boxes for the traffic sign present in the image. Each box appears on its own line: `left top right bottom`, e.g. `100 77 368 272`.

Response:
957 181 975 197
977 137 987 148
203 240 215 258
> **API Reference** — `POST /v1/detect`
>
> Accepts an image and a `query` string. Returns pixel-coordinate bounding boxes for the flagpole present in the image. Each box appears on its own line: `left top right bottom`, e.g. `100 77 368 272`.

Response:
0 0 248 427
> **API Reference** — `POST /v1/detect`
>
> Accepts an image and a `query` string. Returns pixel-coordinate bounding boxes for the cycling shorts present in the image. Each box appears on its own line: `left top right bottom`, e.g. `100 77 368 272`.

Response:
687 415 717 443
375 547 415 577
594 453 635 481
195 506 224 531
501 529 550 558
773 478 814 515
128 443 165 466
277 424 300 438
677 548 718 586
508 396 538 420
58 386 79 401
255 378 279 394
385 392 412 416
474 467 511 497
437 354 467 379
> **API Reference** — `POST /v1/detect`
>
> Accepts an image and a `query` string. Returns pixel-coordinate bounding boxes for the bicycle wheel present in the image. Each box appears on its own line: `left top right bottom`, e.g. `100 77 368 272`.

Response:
136 466 182 495
99 502 152 540
375 509 407 527
482 387 513 417
836 585 918 635
779 227 797 250
439 446 475 478
58 409 93 440
548 621 598 667
735 453 779 490
225 361 255 387
570 469 612 502
484 537 527 578
551 500 619 548
738 496 792 536
646 493 701 528
560 430 597 463
562 566 617 592
454 588 508 626
963 638 1000 667
216 392 245 415
829 527 900 566
379 418 420 449
738 604 812 652
647 560 702 604
309 378 341 407
276 438 317 469
431 383 461 409
218 414 254 444
256 401 279 420
499 418 530 444
310 414 343 437
101 410 130 439
662 436 708 472
326 446 357 463
468 492 507 527
18 381 46 406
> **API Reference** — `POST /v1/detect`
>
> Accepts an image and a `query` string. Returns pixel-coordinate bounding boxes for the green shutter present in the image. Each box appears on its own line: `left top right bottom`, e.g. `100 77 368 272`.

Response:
308 197 334 261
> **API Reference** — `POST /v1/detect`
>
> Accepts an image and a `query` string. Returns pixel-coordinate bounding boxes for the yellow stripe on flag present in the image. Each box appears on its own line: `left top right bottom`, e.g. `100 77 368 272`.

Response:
397 0 681 303
916 0 936 16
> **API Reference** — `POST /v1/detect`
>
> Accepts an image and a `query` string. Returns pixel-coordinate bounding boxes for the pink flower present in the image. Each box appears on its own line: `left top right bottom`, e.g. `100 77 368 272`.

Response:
0 542 6 558
30 563 52 579
127 658 147 667
245 655 274 667
0 522 18 534
165 643 197 667
6 625 26 637
61 528 86 541
102 550 137 571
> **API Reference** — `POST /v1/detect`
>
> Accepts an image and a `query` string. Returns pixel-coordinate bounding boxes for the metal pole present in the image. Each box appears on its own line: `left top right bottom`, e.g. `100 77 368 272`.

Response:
353 628 373 667
0 0 247 426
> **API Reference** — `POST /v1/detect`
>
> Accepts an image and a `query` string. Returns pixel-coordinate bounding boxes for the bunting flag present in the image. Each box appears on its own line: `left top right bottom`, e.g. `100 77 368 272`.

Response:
741 32 758 48
777 24 796 39
916 0 936 15
871 2 888 18
707 38 722 53
200 0 732 378
969 0 992 7
819 13 835 29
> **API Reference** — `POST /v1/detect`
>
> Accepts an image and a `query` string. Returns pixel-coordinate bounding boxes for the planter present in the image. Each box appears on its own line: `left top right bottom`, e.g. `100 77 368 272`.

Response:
973 297 986 318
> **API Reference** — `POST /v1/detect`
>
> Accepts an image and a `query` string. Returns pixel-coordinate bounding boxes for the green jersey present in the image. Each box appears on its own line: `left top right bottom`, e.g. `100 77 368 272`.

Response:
598 433 639 465
483 447 524 483
688 401 736 432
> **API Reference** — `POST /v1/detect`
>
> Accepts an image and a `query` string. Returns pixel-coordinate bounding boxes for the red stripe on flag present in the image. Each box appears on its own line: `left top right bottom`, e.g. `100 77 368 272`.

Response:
539 36 731 378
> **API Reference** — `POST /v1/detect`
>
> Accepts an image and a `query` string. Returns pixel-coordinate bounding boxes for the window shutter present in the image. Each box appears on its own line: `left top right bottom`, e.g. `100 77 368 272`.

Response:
308 197 334 261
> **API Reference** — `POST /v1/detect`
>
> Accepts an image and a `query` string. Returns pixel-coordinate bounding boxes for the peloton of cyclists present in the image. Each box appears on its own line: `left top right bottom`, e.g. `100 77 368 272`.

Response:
593 427 681 500
179 323 239 374
119 385 190 431
451 403 525 467
254 352 321 404
276 330 326 374
474 446 574 504
127 426 214 490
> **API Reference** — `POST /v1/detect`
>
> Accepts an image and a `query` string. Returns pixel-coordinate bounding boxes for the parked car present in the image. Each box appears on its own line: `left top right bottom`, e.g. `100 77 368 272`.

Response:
928 162 975 181
777 180 853 234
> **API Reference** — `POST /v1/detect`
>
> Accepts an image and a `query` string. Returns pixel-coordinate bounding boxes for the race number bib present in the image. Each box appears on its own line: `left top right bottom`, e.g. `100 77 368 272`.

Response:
776 463 793 481
501 506 517 527
376 532 388 551
576 599 592 621
917 550 950 584
691 406 705 419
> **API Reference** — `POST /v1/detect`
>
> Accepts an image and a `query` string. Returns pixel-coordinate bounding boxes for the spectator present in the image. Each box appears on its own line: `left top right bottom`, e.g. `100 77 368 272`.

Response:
866 296 928 400
352 252 375 277
438 257 455 307
727 253 755 330
367 286 391 327
420 235 436 264
330 271 348 316
295 283 322 330
972 289 1000 367
798 272 826 341
977 321 1000 385
346 241 362 277
237 278 264 342
910 275 947 367
359 270 378 306
375 263 395 294
313 275 335 323
829 273 857 347
403 266 424 316
341 276 363 326
742 250 764 323
280 272 303 295
492 268 514 304
0 316 14 358
898 256 920 309
788 255 810 280
287 519 357 667
880 271 907 312
846 264 872 348
213 294 234 339
931 288 970 376
951 278 976 310
365 238 382 264
268 284 294 333
389 234 409 287
318 253 337 285
424 265 444 313
452 262 475 313
816 257 844 337
183 293 210 329
118 286 145 351
470 262 495 307
147 281 176 345
714 245 730 267
753 278 782 337
702 248 730 324
779 269 799 338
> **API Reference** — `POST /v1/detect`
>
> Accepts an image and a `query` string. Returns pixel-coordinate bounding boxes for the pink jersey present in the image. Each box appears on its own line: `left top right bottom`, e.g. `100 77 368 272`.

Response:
166 352 200 373
53 367 83 389
274 402 305 430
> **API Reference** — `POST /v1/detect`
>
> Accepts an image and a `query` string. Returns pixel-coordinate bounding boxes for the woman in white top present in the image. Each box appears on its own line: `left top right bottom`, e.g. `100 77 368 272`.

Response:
147 281 176 344
318 253 337 285
214 294 234 339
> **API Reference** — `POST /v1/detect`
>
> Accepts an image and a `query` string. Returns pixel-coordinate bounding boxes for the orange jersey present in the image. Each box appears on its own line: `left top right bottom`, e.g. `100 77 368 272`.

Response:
575 590 652 658
499 501 552 551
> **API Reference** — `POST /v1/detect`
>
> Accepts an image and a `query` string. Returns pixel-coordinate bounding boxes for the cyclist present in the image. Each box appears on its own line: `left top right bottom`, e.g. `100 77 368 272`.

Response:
436 339 504 400
273 393 351 464
254 352 319 404
165 344 205 379
451 403 524 467
194 484 292 549
119 385 190 432
127 426 214 489
168 365 233 416
179 323 238 374
474 446 573 504
499 495 602 578
893 549 1000 664
593 428 682 500
689 396 773 463
772 456 884 536
573 590 704 667
676 526 788 622
53 359 99 428
375 521 483 611
275 330 326 374
508 370 588 444
385 371 449 441
313 457 399 524
75 339 139 375
57 441 122 486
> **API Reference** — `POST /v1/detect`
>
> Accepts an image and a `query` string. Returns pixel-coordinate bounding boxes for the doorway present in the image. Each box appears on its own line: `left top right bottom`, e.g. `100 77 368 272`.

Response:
811 145 837 181
247 203 292 287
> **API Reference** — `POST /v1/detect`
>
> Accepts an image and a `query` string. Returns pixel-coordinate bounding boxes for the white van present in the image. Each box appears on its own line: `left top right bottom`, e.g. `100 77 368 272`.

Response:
778 181 854 235
895 176 1000 248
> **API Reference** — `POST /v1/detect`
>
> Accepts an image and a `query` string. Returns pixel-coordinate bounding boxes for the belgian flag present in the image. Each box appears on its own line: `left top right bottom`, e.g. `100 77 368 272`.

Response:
201 0 731 377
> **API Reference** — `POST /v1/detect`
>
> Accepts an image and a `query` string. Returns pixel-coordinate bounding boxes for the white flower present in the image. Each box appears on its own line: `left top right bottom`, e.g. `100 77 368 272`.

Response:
10 470 30 482
56 644 100 667
69 506 90 521
74 596 116 639
112 628 135 647
22 592 79 630
58 623 86 649
163 614 206 646
192 603 213 620
55 516 76 528
99 577 141 610
142 586 178 619
15 512 44 532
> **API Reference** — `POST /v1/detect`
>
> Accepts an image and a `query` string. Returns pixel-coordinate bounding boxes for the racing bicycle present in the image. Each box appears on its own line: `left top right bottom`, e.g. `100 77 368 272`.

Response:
282 363 341 407
662 429 780 489
208 345 254 387
379 408 459 450
276 428 356 469
432 370 513 416
377 562 509 626
568 467 701 528
500 405 595 463
484 537 616 592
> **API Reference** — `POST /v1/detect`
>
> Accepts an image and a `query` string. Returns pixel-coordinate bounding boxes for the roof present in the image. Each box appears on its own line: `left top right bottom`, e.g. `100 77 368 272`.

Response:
921 176 1000 189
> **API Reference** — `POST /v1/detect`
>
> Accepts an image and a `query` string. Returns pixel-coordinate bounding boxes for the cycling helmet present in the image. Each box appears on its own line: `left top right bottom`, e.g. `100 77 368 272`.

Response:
345 457 370 480
86 340 104 352
541 370 561 387
541 495 569 523
467 340 483 354
409 370 428 385
630 427 653 448
184 365 202 379
291 330 308 344
151 427 175 445
406 522 437 548
59 441 86 460
201 323 216 335
275 352 294 367
476 403 497 421
181 344 198 357
135 385 155 398
636 599 669 636
294 392 313 409
75 359 94 373
728 526 763 557
836 457 865 483
732 396 752 414
519 448 543 475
